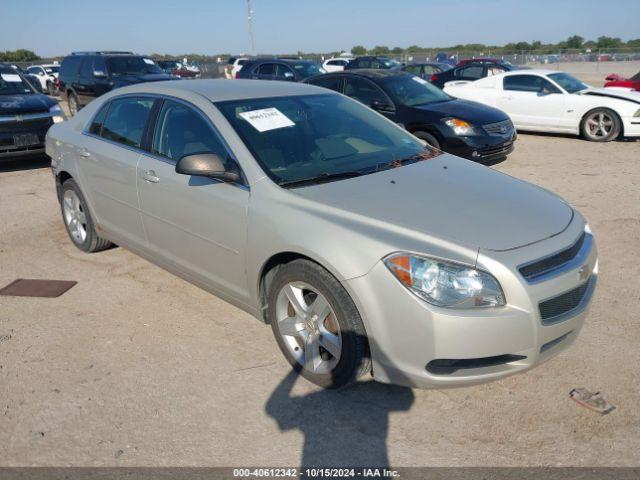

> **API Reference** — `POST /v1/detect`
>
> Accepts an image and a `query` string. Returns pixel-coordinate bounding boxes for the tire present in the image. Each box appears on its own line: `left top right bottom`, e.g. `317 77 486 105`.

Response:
67 92 79 116
580 108 621 142
267 259 371 389
413 130 441 149
46 82 55 96
60 178 112 253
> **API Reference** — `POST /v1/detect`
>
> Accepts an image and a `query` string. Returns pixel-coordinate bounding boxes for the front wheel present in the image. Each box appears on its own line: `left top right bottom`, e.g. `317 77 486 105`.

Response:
413 130 441 150
67 92 79 116
580 109 620 142
267 259 370 389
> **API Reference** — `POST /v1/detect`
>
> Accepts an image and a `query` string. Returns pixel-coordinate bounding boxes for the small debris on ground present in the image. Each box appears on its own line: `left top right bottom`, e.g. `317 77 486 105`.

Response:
570 387 616 415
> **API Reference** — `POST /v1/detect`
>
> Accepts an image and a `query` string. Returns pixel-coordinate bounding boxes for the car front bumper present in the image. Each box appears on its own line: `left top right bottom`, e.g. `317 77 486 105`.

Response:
622 118 640 137
344 218 597 389
439 129 517 163
0 115 52 160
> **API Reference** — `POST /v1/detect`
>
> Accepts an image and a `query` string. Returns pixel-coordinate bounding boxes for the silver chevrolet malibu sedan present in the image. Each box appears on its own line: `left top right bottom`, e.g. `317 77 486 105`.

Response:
46 80 597 389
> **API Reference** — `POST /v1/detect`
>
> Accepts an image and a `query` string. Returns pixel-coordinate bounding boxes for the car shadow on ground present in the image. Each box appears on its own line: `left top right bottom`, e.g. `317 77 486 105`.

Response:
265 337 415 468
0 155 50 173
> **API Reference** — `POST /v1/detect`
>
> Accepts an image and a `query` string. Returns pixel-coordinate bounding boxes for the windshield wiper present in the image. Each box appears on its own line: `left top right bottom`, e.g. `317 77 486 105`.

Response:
375 149 443 172
279 170 366 188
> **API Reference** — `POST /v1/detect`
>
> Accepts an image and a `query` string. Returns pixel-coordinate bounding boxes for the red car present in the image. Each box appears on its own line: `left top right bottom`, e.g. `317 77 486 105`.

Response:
604 71 640 91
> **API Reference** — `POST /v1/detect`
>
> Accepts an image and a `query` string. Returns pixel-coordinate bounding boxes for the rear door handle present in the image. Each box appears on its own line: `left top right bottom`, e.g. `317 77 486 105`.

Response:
142 169 159 183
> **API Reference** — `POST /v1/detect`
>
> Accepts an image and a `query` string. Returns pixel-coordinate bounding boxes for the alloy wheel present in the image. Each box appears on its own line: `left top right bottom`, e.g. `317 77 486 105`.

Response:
275 281 342 374
585 111 614 140
62 189 87 244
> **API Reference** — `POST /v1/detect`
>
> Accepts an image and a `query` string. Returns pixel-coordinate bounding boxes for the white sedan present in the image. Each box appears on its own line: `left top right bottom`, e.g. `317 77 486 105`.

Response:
322 57 352 73
444 69 640 142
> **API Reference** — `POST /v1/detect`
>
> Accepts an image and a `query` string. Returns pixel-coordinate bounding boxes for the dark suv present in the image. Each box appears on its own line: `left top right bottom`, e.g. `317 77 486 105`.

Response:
344 56 403 70
58 51 175 115
235 58 325 81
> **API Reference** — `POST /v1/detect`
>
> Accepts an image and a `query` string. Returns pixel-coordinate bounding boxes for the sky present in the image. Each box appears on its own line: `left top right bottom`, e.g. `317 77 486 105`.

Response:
2 0 639 57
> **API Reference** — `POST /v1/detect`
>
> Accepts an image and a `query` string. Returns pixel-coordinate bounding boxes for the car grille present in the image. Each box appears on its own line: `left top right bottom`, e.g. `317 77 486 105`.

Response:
519 232 586 282
539 278 592 324
483 119 514 136
478 141 514 158
0 116 52 134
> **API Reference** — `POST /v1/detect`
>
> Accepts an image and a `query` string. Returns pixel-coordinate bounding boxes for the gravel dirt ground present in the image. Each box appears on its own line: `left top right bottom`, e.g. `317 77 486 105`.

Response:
1 92 639 468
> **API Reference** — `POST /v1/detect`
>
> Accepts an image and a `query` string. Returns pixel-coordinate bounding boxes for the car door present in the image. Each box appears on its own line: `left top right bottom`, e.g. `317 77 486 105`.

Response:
343 76 397 121
79 96 153 247
497 74 567 129
137 99 250 302
455 65 484 82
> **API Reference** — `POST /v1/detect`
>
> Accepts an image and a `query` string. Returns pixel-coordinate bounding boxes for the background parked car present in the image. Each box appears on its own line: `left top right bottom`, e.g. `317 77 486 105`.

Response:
236 58 325 81
26 64 60 95
344 56 402 70
401 62 452 80
156 60 199 78
429 61 518 88
0 63 64 160
225 57 249 79
322 57 352 72
604 70 640 91
304 69 516 163
58 51 175 115
455 58 513 67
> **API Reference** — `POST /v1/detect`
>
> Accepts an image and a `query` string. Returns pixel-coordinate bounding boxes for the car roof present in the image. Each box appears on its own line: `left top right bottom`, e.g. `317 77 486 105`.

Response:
331 69 410 79
108 78 331 102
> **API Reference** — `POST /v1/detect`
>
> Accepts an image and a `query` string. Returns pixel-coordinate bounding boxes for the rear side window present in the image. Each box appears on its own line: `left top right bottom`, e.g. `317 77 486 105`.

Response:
60 56 83 78
456 66 483 79
100 97 154 148
152 100 228 162
258 63 275 75
308 75 342 92
88 102 110 135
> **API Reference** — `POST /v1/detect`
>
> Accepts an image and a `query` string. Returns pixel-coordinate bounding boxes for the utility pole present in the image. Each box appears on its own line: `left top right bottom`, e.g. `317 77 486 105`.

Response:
247 0 255 55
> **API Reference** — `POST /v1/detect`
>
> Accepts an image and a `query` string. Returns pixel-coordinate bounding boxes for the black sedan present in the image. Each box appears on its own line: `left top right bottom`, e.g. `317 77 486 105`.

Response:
1 64 64 160
235 58 325 81
304 69 515 163
429 61 518 88
344 56 403 70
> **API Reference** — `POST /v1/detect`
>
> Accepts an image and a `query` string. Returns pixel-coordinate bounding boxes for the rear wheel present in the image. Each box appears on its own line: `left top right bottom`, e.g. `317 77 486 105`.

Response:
67 92 79 116
61 179 112 253
267 259 370 389
413 130 441 149
580 108 620 142
46 81 55 96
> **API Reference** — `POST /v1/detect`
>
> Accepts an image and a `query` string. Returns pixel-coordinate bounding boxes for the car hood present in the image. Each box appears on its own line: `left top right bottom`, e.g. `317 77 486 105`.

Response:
414 98 508 123
581 87 640 105
112 73 176 86
292 155 573 252
0 93 56 114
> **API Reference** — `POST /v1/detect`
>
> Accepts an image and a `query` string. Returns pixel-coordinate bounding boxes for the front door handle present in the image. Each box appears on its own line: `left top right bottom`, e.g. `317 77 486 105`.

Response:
142 170 159 183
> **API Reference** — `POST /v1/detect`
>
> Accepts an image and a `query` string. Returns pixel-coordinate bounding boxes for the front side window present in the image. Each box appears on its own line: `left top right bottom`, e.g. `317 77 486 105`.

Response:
152 100 228 161
307 75 342 92
344 77 388 107
100 97 154 148
292 63 324 78
383 75 450 107
217 94 435 187
275 64 295 79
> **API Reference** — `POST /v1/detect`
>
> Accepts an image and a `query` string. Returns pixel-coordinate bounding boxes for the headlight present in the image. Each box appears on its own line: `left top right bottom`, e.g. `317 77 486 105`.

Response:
384 253 505 308
442 117 480 136
49 104 65 123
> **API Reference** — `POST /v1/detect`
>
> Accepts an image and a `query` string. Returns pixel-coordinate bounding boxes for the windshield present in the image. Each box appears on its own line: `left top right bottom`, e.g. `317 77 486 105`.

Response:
217 94 438 187
548 72 588 93
0 71 34 95
293 63 326 78
383 59 401 68
383 74 451 106
106 57 162 75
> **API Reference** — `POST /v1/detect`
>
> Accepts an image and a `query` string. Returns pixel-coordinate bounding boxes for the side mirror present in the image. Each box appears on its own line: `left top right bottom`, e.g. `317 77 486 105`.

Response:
38 71 45 76
93 70 107 78
175 153 241 183
370 99 395 112
283 71 295 80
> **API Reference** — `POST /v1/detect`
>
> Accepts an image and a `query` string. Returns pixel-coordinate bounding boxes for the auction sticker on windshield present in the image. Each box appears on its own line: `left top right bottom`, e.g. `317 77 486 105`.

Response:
239 107 295 132
1 74 23 82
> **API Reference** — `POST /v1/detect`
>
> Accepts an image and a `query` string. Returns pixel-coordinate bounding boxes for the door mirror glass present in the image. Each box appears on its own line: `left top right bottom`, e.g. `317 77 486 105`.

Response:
175 153 240 183
93 70 107 78
283 71 294 79
370 99 395 112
